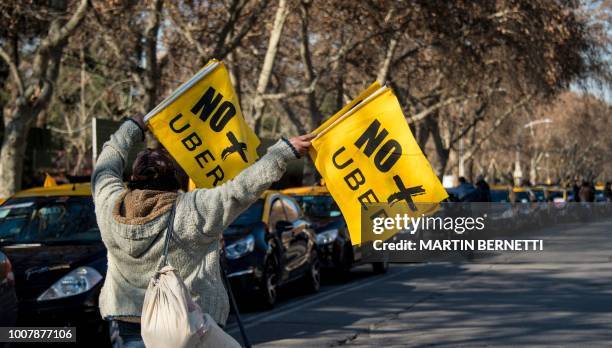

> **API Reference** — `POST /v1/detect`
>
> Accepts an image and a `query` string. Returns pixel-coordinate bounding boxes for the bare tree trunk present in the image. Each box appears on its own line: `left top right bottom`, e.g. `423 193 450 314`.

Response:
0 0 88 196
428 114 450 176
142 0 164 113
299 0 321 130
278 100 308 134
250 0 290 134
465 126 477 181
35 109 47 128
416 121 430 149
75 45 87 175
0 106 32 195
226 50 243 108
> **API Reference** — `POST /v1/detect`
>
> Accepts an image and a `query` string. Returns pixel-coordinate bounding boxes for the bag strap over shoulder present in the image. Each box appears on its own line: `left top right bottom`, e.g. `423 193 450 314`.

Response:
158 203 177 271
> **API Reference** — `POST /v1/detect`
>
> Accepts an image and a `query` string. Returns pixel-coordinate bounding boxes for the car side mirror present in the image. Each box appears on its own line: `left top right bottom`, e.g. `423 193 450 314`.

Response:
275 220 293 233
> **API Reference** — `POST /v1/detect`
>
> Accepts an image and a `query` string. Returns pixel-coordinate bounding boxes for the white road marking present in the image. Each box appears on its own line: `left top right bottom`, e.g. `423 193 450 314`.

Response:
227 265 421 334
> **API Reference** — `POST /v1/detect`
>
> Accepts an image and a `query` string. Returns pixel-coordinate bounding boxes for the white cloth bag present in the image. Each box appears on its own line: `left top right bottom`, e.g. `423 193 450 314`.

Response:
141 205 240 348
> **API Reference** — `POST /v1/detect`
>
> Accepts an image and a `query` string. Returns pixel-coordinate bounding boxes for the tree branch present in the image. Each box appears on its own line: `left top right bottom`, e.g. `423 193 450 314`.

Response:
211 0 243 58
462 95 533 161
45 0 89 49
0 46 24 95
449 100 488 146
407 93 479 124
213 0 270 60
377 35 398 84
260 77 319 100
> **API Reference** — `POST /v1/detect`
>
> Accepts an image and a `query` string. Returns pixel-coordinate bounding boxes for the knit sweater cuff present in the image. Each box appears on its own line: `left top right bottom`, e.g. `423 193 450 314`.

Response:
119 120 145 146
267 139 299 162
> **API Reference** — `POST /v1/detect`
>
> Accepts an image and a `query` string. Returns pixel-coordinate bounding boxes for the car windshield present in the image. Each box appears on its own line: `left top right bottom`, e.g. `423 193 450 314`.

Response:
549 191 564 199
532 190 545 201
0 196 100 244
230 200 264 226
293 195 340 218
515 191 531 202
491 190 509 203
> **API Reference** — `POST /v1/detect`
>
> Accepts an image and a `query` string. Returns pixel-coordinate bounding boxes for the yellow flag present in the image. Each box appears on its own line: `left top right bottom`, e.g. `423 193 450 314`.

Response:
187 179 197 191
43 173 57 188
145 60 259 188
309 86 448 245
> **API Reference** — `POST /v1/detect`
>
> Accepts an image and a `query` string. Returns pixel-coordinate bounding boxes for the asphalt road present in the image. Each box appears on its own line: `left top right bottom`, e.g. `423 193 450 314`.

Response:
227 218 612 347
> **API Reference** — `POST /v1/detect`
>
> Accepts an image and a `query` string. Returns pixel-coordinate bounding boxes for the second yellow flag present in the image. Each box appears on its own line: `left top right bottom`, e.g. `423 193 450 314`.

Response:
309 86 448 245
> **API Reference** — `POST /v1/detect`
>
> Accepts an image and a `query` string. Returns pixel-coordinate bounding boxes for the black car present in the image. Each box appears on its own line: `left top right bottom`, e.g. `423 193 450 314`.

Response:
0 184 110 347
223 191 320 308
285 187 389 275
0 250 17 327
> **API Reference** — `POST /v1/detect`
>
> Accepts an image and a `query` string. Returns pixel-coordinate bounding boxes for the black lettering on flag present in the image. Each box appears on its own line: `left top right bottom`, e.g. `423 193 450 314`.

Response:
182 132 202 151
387 175 426 211
195 150 215 168
207 165 225 186
191 87 222 123
374 139 402 172
210 101 236 132
354 119 388 157
169 113 190 133
332 147 353 169
221 131 248 162
358 189 380 209
344 168 366 190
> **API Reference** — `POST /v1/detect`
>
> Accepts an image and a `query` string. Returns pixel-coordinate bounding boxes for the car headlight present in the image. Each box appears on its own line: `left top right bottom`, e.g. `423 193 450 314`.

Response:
37 266 103 301
225 235 255 260
316 229 339 245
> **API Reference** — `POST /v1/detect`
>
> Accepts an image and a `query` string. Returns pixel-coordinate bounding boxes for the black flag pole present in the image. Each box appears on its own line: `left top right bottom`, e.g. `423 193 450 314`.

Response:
221 261 252 348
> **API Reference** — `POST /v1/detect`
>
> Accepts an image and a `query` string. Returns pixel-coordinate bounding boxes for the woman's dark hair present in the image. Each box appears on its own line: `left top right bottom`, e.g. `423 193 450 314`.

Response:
128 148 181 191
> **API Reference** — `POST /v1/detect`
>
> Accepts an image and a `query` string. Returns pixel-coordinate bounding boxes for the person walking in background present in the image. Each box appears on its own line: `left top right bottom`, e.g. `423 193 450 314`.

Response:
475 175 491 202
604 182 612 202
452 177 478 202
579 180 595 203
92 115 313 348
572 181 581 202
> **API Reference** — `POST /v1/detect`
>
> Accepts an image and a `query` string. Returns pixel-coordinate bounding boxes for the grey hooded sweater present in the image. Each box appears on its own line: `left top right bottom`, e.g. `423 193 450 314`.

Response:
91 121 297 325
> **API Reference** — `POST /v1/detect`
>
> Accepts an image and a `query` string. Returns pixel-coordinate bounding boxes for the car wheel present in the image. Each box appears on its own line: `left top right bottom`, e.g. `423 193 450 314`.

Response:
304 251 321 293
372 260 389 274
259 257 278 308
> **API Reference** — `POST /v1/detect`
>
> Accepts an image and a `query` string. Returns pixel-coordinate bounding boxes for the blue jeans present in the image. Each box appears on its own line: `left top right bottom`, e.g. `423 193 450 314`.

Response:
109 321 145 348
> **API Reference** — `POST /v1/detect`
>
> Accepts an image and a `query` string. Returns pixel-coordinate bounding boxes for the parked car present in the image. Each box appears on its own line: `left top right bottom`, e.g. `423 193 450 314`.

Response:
0 183 110 346
547 187 569 202
0 250 17 328
223 191 320 308
511 187 536 203
487 185 515 226
490 185 511 203
530 186 547 202
527 186 555 225
283 186 389 275
595 184 606 202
